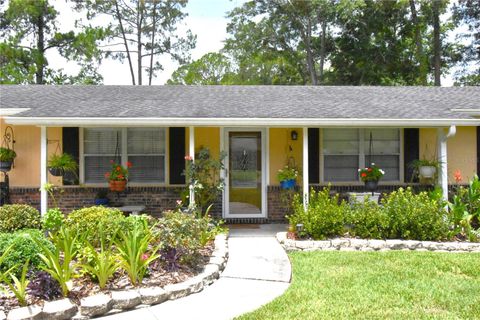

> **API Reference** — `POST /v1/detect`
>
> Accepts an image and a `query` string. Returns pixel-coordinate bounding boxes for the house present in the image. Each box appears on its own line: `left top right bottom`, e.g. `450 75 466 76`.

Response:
0 85 479 222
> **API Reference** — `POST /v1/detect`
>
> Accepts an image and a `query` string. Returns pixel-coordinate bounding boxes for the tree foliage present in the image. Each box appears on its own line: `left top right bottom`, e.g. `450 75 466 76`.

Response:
0 0 106 84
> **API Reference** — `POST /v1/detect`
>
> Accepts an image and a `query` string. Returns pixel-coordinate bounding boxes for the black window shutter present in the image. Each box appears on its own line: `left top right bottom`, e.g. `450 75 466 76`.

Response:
169 127 186 184
308 128 320 184
404 128 419 183
62 127 79 185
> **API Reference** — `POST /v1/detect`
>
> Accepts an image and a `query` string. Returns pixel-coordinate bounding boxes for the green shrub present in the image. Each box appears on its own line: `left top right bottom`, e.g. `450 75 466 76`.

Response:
288 188 347 240
42 208 65 233
381 188 449 241
65 206 126 247
155 210 221 266
0 229 54 277
0 204 41 233
346 199 388 239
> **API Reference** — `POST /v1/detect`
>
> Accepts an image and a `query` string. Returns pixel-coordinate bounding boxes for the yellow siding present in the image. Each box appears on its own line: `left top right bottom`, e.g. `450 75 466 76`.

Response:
269 128 303 185
420 127 477 183
0 119 63 187
194 127 220 160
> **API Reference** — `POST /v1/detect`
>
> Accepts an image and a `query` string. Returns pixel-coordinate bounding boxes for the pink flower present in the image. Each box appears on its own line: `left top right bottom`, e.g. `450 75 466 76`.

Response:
176 200 182 206
184 155 193 161
141 253 150 261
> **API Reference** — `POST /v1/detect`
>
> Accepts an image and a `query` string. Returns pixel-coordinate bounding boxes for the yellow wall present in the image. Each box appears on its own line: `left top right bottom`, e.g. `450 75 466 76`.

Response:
0 118 62 187
420 127 477 183
194 127 220 160
269 128 303 185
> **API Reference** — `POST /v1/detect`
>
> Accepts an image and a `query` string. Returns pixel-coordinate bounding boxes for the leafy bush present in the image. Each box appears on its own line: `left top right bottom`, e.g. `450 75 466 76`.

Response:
449 175 480 241
65 206 126 247
346 199 388 239
0 229 54 277
381 188 449 241
288 188 347 240
0 204 41 233
155 210 222 268
42 208 65 233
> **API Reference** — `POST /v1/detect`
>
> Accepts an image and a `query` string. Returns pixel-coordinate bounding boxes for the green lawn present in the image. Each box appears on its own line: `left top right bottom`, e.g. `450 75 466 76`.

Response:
238 251 480 320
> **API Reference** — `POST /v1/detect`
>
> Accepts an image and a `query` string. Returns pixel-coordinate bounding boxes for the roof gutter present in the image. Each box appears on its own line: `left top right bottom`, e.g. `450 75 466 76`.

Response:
3 117 480 127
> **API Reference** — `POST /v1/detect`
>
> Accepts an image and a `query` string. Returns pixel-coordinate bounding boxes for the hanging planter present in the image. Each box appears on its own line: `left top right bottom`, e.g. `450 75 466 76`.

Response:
364 180 379 193
280 179 296 189
48 153 78 178
109 180 127 192
0 147 16 172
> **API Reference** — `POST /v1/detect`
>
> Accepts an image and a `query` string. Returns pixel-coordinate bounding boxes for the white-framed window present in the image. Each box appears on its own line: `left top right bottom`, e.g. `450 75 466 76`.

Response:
320 128 402 183
81 127 166 184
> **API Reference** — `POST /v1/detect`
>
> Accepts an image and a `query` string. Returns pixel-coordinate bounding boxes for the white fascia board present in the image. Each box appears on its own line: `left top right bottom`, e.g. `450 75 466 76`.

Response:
0 108 30 116
3 116 480 127
451 109 480 116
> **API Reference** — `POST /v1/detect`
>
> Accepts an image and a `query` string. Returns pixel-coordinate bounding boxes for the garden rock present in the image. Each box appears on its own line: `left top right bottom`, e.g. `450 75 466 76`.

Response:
138 287 169 305
367 239 386 250
313 240 332 249
42 299 77 320
385 240 408 250
0 311 6 320
6 306 43 320
111 290 142 310
331 239 350 249
80 293 113 317
201 264 220 285
209 256 226 270
165 281 196 300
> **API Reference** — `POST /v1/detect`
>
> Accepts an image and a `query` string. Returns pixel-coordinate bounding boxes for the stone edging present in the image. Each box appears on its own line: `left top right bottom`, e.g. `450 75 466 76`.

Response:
276 232 480 253
2 234 229 320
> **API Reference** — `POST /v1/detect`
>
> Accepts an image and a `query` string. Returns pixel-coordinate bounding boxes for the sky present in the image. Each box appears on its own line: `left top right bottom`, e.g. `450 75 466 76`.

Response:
49 0 246 85
48 0 460 86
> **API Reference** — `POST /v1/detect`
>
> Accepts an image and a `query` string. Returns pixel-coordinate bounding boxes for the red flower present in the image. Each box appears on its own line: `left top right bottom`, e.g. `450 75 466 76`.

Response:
116 166 121 172
126 161 133 168
361 172 367 178
368 168 372 172
104 172 111 178
118 174 124 180
453 169 462 183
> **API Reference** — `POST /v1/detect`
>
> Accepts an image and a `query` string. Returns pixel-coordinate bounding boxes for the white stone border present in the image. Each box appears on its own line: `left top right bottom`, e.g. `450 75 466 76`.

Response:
3 234 229 320
276 232 480 253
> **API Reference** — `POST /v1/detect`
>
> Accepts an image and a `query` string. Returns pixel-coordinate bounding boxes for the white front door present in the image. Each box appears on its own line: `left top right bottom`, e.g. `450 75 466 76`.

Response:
224 128 266 218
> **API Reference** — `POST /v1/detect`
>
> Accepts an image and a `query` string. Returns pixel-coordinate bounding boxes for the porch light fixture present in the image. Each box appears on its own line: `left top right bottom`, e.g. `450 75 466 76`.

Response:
296 223 304 233
291 130 298 141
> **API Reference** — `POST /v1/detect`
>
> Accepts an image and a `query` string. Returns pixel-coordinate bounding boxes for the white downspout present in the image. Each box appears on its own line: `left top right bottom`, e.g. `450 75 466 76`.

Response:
303 127 309 210
189 126 195 207
40 126 48 215
437 125 456 201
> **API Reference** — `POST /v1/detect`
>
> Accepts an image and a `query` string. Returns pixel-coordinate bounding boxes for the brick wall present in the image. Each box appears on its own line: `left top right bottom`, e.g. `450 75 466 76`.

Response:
8 186 211 217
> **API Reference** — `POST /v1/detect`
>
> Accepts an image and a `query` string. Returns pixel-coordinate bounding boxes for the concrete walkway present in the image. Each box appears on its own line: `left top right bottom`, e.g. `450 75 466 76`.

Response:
99 224 291 320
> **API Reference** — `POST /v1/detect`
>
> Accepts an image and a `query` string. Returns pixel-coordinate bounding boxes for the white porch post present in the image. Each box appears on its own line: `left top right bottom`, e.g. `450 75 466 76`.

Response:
437 126 456 201
189 126 195 207
40 126 48 215
303 127 309 210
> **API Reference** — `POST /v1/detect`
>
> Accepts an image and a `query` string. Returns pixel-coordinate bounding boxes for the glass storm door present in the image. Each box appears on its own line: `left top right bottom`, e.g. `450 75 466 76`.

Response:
226 131 265 217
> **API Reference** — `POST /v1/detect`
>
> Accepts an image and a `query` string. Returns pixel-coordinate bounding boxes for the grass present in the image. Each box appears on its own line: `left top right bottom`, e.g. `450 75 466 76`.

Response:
238 251 480 320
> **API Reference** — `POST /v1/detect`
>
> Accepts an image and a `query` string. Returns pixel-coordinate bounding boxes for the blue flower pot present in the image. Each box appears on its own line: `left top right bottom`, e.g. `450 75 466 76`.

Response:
94 198 109 206
280 179 296 189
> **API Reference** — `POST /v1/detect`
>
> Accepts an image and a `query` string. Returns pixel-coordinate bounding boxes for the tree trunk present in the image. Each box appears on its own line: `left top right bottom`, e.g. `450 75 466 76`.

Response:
409 0 427 85
35 7 45 84
319 19 326 84
137 1 144 85
148 1 157 85
433 0 441 86
304 19 318 85
114 0 136 85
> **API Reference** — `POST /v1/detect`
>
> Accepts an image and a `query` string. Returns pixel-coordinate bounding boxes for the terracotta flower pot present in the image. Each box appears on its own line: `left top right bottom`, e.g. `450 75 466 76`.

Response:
109 180 127 192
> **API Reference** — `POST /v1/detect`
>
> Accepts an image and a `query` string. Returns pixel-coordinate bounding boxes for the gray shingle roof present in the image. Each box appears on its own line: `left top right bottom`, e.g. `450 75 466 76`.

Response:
1 85 479 120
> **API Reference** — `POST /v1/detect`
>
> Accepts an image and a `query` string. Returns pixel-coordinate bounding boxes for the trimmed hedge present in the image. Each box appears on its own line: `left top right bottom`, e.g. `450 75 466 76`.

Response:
0 204 41 233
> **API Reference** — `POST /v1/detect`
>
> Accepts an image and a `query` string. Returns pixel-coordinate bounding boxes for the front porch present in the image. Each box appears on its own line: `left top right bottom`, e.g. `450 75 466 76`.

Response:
7 124 471 221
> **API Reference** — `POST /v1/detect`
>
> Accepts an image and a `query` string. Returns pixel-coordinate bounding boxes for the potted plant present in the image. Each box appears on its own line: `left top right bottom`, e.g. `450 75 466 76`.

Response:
358 163 385 193
48 153 78 177
105 160 132 192
0 147 16 172
277 165 299 189
94 189 110 206
410 159 439 179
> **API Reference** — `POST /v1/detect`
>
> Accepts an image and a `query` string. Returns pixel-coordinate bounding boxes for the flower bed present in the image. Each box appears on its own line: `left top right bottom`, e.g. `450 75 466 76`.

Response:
0 205 228 319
